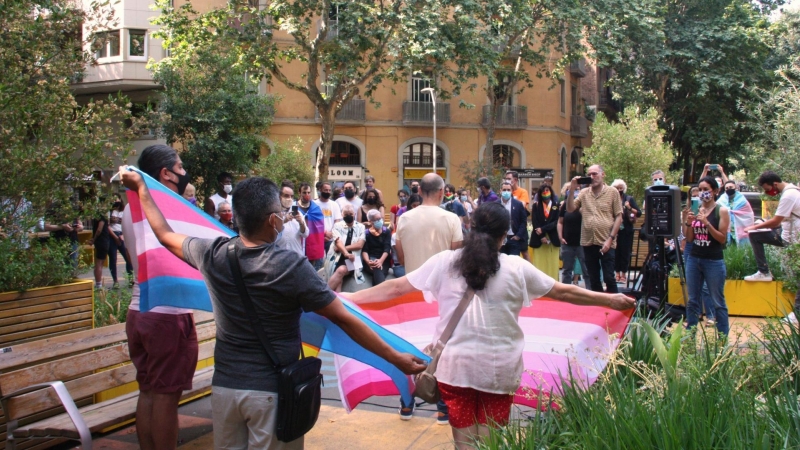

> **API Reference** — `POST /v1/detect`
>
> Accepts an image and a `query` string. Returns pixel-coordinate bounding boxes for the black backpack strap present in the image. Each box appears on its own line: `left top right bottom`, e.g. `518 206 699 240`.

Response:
226 238 283 367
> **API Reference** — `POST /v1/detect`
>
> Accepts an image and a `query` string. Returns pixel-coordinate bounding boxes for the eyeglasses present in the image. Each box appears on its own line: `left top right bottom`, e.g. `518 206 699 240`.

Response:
587 172 601 177
271 211 287 221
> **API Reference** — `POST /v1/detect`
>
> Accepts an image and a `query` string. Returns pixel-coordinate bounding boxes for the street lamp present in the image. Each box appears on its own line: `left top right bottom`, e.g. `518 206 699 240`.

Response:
420 87 437 174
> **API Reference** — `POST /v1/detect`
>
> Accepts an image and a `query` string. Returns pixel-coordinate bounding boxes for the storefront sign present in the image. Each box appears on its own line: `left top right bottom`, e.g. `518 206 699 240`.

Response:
403 168 447 179
510 168 553 179
328 166 363 181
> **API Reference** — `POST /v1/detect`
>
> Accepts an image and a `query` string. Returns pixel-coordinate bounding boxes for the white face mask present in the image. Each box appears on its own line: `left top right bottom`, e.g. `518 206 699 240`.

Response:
223 184 233 194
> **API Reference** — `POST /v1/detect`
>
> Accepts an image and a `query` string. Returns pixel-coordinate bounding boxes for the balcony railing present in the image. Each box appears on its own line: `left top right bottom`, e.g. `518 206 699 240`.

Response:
322 19 339 40
402 101 450 124
491 42 522 57
402 155 444 167
571 115 588 138
569 59 587 77
481 105 528 129
315 99 366 122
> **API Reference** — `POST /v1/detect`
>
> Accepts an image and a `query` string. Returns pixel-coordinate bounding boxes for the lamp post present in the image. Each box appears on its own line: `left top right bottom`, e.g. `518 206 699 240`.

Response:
420 87 437 174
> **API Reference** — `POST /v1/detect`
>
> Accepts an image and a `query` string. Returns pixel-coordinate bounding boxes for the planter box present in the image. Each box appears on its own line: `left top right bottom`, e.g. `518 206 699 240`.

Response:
668 277 794 317
0 280 94 348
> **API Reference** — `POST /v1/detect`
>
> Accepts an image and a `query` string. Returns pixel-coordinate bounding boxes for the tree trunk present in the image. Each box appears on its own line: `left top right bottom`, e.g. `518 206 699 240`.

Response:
316 105 337 185
484 101 500 172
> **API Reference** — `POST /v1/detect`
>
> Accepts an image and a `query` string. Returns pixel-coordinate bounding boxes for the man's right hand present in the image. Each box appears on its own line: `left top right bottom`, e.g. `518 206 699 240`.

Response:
606 293 636 310
119 166 145 192
393 353 427 375
570 176 581 191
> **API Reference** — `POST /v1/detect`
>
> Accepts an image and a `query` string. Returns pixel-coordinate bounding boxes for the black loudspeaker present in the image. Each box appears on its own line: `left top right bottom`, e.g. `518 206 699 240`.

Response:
645 185 681 237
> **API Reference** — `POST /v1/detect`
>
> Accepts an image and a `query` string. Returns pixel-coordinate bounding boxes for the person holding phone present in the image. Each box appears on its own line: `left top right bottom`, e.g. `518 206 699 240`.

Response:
276 180 308 257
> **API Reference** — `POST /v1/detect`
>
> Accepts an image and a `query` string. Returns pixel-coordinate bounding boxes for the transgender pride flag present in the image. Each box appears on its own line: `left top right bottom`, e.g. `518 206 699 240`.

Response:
125 168 426 407
335 292 634 411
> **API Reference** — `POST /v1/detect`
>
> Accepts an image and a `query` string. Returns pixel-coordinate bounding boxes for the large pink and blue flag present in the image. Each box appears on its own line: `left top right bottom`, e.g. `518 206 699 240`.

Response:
125 168 427 406
335 292 634 411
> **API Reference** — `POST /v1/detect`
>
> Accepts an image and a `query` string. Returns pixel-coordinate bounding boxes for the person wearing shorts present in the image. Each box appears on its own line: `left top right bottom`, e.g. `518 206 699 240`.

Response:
90 215 110 289
349 202 634 449
122 145 198 450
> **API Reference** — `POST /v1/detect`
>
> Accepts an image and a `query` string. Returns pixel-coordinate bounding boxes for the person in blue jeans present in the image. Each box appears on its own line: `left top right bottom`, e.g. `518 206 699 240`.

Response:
683 240 714 326
683 177 730 335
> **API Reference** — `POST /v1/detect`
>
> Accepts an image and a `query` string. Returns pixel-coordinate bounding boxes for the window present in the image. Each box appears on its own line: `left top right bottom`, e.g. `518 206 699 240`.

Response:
403 143 443 167
328 141 360 166
559 80 566 115
570 149 581 179
492 145 517 168
129 29 146 58
93 30 120 59
411 71 432 102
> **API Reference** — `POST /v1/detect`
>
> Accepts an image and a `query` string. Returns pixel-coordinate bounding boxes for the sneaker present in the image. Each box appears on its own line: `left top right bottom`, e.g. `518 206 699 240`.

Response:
744 271 773 282
705 319 715 327
111 282 120 290
436 411 449 425
399 404 414 421
782 312 798 324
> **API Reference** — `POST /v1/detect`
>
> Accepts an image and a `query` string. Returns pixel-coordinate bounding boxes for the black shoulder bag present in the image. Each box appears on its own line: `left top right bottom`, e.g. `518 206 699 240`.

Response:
226 240 322 443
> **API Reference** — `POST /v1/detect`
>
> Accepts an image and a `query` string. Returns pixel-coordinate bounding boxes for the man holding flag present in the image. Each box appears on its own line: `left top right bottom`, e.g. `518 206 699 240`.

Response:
119 167 426 449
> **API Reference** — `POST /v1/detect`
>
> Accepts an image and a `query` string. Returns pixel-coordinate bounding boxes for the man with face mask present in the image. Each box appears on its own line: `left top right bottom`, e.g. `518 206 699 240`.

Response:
315 181 343 256
205 172 234 219
337 180 363 215
275 181 308 257
297 182 325 268
744 172 800 323
409 180 420 195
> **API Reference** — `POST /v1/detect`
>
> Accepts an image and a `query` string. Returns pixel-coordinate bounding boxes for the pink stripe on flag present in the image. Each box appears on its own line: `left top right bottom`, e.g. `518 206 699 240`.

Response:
137 247 205 283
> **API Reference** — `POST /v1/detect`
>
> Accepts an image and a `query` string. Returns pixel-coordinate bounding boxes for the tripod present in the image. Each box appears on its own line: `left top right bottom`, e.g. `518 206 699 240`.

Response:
638 235 688 320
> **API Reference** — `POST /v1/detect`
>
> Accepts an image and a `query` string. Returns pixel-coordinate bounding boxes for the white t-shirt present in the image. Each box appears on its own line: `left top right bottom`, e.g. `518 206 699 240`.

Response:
407 250 556 394
208 193 232 220
336 196 362 215
276 210 309 257
396 204 463 273
121 204 191 314
314 199 342 237
777 185 800 243
109 210 123 233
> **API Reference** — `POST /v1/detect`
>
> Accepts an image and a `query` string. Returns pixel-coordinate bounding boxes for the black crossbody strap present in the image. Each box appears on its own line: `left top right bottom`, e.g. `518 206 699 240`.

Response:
226 239 282 368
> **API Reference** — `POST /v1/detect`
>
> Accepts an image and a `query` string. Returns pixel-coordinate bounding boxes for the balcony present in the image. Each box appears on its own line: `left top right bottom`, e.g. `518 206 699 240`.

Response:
491 42 522 57
402 101 450 125
569 59 587 77
481 105 528 129
314 99 366 123
571 115 588 138
321 19 339 40
402 154 444 168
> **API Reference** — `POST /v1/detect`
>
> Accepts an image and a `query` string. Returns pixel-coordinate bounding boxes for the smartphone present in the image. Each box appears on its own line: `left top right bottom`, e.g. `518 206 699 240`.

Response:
291 205 299 214
691 197 700 215
708 164 718 171
577 176 592 185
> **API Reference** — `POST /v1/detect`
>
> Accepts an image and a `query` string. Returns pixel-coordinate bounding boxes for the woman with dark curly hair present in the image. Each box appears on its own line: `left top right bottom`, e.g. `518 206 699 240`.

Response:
358 188 385 228
349 201 634 450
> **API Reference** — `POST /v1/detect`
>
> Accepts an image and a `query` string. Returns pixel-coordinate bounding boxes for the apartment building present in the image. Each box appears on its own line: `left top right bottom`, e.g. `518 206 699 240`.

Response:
72 0 609 196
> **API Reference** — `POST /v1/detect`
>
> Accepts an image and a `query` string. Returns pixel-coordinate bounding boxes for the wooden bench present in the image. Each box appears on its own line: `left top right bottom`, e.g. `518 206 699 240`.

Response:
0 311 216 450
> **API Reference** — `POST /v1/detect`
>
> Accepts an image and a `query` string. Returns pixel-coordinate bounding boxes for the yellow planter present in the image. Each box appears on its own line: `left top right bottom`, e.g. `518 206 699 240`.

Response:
668 277 795 317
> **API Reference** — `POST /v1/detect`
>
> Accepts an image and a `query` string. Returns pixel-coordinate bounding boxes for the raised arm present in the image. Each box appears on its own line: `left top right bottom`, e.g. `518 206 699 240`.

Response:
119 167 188 260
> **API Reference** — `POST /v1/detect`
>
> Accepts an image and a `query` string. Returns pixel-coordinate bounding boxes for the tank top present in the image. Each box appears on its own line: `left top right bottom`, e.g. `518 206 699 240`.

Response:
690 204 724 260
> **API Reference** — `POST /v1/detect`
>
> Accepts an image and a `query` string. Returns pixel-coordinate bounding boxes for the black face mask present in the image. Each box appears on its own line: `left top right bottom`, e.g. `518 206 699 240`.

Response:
726 189 736 198
366 197 376 205
320 191 331 200
113 202 122 209
167 169 190 196
411 186 419 194
344 189 355 199
343 214 354 224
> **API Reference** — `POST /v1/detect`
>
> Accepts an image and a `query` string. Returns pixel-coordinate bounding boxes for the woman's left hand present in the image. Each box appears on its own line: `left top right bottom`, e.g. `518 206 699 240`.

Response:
606 293 636 310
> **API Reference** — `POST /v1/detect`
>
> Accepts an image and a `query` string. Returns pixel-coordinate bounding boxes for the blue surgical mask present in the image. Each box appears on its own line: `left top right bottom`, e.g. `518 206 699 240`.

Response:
276 230 283 241
653 179 665 186
501 191 512 201
460 195 468 203
699 191 713 202
373 220 384 229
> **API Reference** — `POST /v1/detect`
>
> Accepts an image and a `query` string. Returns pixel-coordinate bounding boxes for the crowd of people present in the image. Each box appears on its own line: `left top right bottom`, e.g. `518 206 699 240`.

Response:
47 142 799 449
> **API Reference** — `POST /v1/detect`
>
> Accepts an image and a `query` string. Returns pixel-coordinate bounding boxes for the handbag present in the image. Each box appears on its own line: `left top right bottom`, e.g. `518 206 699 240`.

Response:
226 239 323 443
413 287 475 404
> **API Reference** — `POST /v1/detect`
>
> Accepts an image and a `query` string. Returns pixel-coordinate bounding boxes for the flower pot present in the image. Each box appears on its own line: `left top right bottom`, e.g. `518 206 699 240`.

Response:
668 277 795 317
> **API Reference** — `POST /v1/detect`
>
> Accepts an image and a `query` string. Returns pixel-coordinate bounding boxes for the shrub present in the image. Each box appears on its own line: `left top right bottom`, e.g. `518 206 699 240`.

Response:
93 288 132 328
0 238 76 293
252 138 315 188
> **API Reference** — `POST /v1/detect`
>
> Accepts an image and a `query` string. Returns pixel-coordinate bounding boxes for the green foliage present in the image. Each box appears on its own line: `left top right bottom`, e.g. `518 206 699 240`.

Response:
148 42 275 200
479 314 800 449
741 63 800 184
0 238 75 293
590 0 780 182
723 242 785 281
0 0 136 237
582 109 675 202
252 139 315 189
94 287 132 328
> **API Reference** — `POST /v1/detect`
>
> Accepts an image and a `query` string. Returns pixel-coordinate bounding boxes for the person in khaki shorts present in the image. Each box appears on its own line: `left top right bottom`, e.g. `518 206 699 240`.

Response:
566 164 623 293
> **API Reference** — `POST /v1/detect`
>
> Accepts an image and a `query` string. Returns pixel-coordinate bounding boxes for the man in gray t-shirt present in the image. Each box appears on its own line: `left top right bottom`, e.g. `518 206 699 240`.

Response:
119 171 426 449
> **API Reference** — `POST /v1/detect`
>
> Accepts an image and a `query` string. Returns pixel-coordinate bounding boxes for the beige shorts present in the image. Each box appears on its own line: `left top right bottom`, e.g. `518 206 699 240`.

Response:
211 386 304 450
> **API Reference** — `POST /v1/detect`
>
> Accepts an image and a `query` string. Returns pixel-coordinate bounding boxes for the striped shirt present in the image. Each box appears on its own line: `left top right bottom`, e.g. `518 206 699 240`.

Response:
573 184 622 247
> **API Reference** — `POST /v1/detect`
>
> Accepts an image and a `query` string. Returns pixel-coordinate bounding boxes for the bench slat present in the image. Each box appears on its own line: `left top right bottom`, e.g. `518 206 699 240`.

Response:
0 282 90 303
0 311 93 337
0 324 126 371
0 291 91 313
0 321 95 349
0 299 93 321
14 367 214 439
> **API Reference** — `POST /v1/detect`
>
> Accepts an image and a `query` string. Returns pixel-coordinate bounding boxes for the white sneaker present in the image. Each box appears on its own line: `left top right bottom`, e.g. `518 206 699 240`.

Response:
782 312 798 324
744 271 773 282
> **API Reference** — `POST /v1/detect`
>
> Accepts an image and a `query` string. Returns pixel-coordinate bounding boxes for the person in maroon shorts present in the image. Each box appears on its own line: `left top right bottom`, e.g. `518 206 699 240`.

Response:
122 144 198 450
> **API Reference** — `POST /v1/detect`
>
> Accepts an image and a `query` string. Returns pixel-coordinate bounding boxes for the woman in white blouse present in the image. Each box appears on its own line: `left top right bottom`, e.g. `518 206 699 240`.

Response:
349 202 633 449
